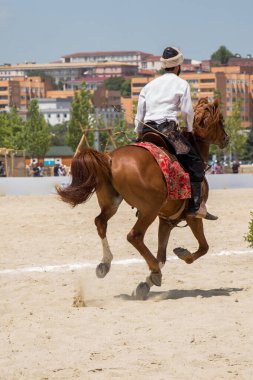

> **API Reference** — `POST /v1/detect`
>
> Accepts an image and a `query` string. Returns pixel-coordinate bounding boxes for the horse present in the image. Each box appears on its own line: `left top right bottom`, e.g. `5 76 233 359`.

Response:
57 98 229 300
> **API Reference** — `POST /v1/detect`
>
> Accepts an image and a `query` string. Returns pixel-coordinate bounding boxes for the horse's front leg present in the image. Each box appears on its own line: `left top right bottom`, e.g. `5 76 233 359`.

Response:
127 210 162 299
174 217 209 264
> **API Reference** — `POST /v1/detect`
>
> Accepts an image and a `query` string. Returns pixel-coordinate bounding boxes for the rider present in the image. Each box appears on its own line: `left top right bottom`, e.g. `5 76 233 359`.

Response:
134 46 207 219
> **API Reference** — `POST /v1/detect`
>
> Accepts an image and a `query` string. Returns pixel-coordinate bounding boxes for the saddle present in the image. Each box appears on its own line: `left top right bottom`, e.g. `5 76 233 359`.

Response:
142 121 190 155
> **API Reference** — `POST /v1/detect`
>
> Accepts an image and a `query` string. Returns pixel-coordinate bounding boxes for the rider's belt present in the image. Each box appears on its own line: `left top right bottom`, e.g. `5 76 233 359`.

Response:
146 120 178 134
145 120 190 155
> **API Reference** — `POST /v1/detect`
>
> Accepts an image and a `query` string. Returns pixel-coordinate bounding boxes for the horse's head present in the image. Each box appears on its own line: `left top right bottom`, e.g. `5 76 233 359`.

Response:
193 98 229 149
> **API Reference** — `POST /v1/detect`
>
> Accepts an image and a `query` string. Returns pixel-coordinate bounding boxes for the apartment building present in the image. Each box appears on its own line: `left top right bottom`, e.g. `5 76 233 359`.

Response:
37 98 72 125
61 51 153 68
131 66 253 128
65 76 107 91
131 77 154 100
92 85 121 109
0 61 138 84
0 76 52 111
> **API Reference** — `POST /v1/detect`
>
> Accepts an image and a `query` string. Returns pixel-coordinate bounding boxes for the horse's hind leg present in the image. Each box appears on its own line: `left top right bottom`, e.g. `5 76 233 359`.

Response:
157 217 174 265
95 186 122 278
174 217 209 264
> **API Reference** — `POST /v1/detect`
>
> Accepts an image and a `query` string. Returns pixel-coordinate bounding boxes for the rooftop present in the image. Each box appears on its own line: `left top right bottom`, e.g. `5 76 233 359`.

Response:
62 50 152 59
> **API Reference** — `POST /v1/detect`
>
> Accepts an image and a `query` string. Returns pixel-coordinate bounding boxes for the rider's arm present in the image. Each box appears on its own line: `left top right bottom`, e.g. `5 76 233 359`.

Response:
134 89 146 135
180 83 194 132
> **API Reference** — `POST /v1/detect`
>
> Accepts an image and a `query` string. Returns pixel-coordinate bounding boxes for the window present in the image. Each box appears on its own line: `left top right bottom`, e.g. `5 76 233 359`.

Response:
199 88 214 92
188 79 199 84
132 83 146 87
200 78 215 83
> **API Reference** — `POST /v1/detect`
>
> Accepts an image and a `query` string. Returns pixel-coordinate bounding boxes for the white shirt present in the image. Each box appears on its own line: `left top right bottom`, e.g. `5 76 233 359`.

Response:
134 73 194 133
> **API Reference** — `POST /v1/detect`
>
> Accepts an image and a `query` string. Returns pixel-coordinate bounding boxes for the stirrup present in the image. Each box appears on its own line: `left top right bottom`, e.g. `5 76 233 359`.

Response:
187 201 207 219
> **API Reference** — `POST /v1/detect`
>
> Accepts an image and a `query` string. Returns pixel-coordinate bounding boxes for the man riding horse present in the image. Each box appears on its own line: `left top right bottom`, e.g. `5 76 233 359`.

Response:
135 46 207 219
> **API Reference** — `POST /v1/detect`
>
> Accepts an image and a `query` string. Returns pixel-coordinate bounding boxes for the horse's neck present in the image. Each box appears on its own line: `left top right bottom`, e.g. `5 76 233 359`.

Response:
195 138 210 164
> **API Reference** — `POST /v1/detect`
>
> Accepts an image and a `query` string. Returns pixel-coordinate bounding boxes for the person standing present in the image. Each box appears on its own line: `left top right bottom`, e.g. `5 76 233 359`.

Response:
0 161 6 177
232 160 240 174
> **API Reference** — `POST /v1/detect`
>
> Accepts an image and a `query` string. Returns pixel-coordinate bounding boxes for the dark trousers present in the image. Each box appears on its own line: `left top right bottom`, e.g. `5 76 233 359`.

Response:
175 137 204 183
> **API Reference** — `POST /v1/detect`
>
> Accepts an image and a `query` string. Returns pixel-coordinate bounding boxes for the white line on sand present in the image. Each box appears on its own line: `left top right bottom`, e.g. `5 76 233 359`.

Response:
0 249 253 276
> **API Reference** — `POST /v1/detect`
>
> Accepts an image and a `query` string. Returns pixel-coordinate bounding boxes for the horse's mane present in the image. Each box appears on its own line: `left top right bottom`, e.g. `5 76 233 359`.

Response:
193 98 221 139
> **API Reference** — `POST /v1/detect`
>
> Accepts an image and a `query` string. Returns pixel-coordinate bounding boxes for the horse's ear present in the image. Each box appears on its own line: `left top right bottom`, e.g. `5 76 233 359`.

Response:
213 98 219 108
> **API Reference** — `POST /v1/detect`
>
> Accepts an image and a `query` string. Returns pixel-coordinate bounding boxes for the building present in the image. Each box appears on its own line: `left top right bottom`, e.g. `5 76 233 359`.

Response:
131 77 154 100
37 98 72 125
140 55 161 71
0 61 138 85
46 90 75 99
65 76 107 91
0 76 52 111
92 85 121 109
61 51 153 68
120 97 134 125
130 65 253 129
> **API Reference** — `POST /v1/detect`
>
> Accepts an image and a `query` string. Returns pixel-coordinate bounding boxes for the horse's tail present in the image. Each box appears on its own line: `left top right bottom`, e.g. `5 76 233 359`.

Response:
57 148 111 207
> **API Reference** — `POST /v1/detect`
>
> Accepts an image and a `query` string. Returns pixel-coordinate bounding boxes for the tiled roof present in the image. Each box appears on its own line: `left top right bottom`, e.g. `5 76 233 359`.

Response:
142 55 160 62
62 50 152 58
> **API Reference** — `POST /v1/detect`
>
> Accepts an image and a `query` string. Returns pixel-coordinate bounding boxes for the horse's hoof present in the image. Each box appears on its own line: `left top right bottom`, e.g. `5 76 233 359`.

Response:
150 271 162 287
173 247 194 264
96 263 110 278
135 282 150 300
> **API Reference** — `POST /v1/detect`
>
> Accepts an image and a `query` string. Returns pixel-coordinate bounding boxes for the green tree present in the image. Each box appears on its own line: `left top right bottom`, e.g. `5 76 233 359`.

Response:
104 77 131 97
6 107 25 149
0 107 25 149
113 115 135 147
242 123 253 162
67 82 94 151
0 112 10 147
121 79 131 97
49 123 68 146
224 100 247 160
24 99 51 158
211 45 233 64
104 77 124 91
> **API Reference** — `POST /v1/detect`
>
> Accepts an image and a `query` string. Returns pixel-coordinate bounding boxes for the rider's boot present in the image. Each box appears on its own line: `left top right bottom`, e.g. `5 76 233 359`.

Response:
187 181 218 220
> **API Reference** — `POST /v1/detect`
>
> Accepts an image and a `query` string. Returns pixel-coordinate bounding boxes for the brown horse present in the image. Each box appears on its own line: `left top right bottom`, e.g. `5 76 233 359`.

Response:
57 98 229 299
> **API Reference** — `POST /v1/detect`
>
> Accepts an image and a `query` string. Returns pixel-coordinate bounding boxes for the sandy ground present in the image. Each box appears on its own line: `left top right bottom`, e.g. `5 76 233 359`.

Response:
0 188 253 380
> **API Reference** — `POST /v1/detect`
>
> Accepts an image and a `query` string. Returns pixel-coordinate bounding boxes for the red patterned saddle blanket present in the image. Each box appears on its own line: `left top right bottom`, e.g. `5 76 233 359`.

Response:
131 142 191 200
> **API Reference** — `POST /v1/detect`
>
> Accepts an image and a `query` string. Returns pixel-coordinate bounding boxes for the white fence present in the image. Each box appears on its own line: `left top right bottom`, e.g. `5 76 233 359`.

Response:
0 177 70 196
0 174 252 196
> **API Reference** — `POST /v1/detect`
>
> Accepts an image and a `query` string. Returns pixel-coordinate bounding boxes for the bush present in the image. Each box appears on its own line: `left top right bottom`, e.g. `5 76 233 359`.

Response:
245 212 253 247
